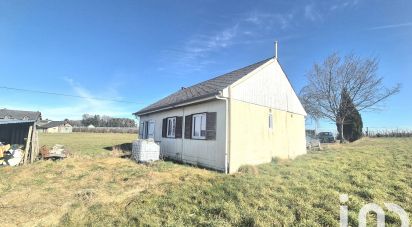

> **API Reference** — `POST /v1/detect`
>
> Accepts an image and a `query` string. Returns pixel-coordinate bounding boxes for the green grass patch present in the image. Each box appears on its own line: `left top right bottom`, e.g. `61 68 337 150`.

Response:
0 136 411 226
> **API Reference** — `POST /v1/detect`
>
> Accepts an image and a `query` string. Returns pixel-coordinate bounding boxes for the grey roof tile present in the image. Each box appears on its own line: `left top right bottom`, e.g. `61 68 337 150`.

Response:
38 121 66 129
0 108 41 121
135 57 272 115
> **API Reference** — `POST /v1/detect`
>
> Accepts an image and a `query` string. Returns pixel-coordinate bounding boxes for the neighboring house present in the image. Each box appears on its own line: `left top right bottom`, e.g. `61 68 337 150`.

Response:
0 108 41 121
38 121 73 133
87 124 95 128
37 119 52 127
134 57 307 173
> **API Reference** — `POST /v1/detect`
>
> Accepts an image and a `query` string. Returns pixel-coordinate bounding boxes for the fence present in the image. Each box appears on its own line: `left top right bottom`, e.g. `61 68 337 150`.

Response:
367 129 412 138
73 127 138 134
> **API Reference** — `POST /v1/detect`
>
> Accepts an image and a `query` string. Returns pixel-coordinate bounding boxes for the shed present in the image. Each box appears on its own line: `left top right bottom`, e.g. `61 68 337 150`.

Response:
0 119 39 164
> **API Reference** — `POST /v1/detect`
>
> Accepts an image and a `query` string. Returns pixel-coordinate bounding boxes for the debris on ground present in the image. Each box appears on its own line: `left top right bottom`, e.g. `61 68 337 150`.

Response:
40 144 68 160
1 142 25 166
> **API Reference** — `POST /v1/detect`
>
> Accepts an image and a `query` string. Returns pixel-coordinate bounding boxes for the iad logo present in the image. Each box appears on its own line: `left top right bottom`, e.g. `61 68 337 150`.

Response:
340 194 409 227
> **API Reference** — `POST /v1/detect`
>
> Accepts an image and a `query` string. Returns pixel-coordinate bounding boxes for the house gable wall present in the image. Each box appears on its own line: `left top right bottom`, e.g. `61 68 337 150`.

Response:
230 60 306 116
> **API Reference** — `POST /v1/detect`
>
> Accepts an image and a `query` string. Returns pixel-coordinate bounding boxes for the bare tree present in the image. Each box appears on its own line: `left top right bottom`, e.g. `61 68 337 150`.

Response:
300 53 400 142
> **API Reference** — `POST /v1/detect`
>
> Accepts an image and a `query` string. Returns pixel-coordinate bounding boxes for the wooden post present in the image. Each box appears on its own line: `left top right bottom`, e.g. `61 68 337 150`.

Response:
30 129 37 163
30 125 39 163
23 125 33 165
35 130 39 159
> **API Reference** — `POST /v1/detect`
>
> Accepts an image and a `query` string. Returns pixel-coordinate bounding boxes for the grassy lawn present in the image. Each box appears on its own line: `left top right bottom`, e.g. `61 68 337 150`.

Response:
39 132 137 157
0 134 411 226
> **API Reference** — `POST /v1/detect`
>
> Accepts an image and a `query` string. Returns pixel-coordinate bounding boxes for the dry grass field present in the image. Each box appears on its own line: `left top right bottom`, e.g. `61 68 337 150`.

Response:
0 133 411 226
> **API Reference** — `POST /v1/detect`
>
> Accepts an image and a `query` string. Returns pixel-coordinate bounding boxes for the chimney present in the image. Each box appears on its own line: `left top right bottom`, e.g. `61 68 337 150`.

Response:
275 41 278 60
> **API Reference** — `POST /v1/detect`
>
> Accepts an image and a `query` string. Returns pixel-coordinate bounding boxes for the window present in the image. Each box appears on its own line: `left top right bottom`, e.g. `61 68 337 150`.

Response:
269 113 273 129
148 120 155 139
192 113 206 139
140 120 155 139
166 117 176 138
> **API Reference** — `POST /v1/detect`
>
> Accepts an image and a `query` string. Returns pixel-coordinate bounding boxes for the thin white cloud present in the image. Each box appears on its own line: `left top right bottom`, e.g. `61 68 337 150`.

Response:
244 11 295 29
329 0 359 11
2 78 138 120
160 24 239 73
368 22 412 30
304 4 322 22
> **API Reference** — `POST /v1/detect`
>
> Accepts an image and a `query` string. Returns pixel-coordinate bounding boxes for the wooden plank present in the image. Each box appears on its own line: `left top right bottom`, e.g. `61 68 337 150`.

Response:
22 125 33 165
35 130 39 159
30 129 37 163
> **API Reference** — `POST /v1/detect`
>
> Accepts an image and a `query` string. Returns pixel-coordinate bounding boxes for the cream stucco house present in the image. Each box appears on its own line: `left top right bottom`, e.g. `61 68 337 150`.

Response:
38 121 73 133
134 57 307 173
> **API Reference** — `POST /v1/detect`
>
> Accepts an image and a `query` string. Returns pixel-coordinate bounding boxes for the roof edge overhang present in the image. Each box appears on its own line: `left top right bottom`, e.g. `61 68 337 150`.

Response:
134 93 220 116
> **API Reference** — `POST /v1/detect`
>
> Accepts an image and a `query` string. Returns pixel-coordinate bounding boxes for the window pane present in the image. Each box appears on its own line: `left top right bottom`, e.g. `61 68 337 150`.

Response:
172 118 176 136
201 114 206 130
269 114 273 129
148 121 155 139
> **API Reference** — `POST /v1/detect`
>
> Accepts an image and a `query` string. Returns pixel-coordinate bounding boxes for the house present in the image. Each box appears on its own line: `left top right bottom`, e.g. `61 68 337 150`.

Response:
38 121 73 133
0 108 41 121
134 56 307 173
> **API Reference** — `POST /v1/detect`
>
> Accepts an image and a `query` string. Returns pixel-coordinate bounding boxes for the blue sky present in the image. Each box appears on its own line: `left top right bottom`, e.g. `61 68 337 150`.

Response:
0 0 411 131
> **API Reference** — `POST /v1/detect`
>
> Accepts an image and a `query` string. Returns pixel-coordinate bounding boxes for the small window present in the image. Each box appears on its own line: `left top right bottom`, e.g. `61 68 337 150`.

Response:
148 120 155 139
192 113 206 139
269 113 273 129
22 116 29 120
140 120 155 139
166 117 176 138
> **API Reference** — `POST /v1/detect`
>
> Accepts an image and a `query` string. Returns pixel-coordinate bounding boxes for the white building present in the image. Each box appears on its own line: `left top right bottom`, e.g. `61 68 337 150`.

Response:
135 57 307 173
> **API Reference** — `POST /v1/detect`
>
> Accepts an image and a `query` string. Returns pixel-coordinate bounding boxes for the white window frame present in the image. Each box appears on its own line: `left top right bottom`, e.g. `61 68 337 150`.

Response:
166 117 176 138
192 113 206 139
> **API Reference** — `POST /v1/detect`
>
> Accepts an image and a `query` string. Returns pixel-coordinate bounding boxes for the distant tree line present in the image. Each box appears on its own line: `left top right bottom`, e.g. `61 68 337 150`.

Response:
66 114 136 128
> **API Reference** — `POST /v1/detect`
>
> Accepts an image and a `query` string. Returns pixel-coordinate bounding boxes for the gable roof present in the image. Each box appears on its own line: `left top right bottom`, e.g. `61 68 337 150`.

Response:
0 108 41 121
135 57 273 115
38 121 68 129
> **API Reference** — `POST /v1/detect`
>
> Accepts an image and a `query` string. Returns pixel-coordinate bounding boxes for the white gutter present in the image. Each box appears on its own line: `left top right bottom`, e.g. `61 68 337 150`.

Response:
137 96 217 116
215 92 230 174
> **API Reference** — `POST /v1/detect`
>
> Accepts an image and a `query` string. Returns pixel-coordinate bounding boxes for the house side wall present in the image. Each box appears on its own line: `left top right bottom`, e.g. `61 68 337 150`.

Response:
42 125 72 133
46 127 59 133
229 100 306 173
139 99 227 172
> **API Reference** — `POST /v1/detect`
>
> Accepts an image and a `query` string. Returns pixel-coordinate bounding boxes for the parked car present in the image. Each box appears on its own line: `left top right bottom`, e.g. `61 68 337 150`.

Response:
318 132 335 143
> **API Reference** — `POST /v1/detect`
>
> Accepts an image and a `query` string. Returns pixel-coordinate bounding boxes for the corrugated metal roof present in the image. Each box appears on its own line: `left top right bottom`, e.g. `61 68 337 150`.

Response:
0 119 36 125
135 57 272 115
